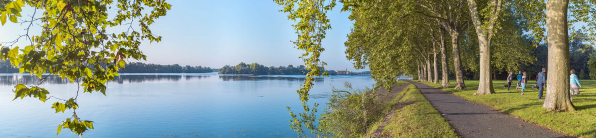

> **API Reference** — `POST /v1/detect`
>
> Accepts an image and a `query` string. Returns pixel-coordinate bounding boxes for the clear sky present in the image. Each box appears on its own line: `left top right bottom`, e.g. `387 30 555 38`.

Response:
0 1 363 71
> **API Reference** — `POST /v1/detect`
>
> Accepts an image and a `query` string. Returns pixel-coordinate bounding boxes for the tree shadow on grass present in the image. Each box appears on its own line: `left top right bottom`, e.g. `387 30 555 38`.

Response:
496 91 519 94
575 103 596 110
502 102 543 113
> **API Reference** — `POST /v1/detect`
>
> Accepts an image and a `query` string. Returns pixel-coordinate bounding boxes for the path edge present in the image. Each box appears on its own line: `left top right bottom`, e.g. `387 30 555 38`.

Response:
410 80 576 138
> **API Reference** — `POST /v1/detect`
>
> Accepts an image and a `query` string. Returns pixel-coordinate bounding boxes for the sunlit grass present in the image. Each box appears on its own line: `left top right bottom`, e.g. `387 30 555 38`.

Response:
418 80 596 137
368 83 458 137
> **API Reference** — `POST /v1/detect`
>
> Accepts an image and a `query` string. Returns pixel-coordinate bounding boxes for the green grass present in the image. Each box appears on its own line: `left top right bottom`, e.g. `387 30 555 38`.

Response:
418 79 596 137
369 83 458 137
366 82 411 134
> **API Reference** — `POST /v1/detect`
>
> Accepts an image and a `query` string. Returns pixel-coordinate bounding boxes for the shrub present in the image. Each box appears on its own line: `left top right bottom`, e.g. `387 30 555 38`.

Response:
317 82 387 137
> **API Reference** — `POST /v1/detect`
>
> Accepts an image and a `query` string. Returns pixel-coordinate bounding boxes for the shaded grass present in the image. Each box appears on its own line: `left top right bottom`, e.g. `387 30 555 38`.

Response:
369 83 458 137
418 80 596 137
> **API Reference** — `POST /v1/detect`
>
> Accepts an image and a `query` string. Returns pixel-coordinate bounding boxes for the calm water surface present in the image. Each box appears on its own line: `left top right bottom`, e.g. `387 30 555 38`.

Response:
0 73 375 138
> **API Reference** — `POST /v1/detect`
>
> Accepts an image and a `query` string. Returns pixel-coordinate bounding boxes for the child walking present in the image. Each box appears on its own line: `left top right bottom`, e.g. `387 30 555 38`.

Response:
506 72 513 91
521 72 527 95
570 69 582 102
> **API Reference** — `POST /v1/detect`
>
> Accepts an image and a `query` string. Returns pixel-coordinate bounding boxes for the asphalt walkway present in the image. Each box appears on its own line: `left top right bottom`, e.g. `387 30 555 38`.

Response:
406 80 565 138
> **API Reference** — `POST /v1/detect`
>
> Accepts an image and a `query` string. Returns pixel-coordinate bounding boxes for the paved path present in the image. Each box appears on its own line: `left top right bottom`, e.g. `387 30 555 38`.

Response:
406 80 565 138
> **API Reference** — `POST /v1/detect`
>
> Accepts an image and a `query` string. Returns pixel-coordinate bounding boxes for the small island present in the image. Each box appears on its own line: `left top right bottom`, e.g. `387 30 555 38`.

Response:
218 62 370 75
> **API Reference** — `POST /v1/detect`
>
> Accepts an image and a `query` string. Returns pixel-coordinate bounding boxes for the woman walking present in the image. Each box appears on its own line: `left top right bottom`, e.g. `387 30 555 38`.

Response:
570 69 582 102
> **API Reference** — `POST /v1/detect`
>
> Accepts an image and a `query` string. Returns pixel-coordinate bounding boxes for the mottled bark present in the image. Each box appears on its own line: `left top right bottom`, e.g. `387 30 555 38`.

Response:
468 0 500 95
450 32 466 89
440 32 450 88
418 64 422 81
422 61 428 82
427 56 432 82
434 51 439 84
543 0 575 111
474 30 494 95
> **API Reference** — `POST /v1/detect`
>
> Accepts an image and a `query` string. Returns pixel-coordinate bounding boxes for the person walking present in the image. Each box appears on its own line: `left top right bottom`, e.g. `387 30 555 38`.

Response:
537 68 546 101
532 73 541 89
506 72 513 91
570 69 582 102
516 71 522 89
521 72 527 95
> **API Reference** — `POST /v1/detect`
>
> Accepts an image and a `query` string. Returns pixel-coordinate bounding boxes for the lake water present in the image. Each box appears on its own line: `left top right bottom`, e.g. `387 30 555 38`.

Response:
0 73 376 138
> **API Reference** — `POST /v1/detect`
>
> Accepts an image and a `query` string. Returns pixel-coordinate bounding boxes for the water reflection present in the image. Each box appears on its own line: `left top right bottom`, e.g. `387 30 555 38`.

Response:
0 74 328 86
0 74 212 85
0 75 70 85
113 75 211 84
218 75 324 82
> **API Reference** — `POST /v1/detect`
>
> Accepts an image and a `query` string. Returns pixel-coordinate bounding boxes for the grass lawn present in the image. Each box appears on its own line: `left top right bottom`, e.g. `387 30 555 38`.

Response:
368 83 458 137
418 79 596 137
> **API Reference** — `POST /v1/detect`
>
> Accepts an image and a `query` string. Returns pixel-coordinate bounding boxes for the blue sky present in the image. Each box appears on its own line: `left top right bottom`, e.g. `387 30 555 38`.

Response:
0 1 361 71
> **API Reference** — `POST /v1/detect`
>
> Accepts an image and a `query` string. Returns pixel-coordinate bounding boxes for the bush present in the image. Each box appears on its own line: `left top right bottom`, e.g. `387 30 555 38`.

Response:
317 82 387 137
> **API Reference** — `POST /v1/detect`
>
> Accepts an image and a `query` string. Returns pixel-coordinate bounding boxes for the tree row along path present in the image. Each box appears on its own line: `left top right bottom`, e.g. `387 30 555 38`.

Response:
406 80 565 138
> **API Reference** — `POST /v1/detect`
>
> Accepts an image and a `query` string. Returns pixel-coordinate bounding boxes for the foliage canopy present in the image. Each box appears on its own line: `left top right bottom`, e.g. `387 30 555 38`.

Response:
1 0 171 136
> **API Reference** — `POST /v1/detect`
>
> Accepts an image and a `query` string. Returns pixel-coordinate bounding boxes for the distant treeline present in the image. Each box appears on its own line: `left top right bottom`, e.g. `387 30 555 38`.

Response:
119 62 213 73
0 61 214 73
218 62 370 75
0 60 20 73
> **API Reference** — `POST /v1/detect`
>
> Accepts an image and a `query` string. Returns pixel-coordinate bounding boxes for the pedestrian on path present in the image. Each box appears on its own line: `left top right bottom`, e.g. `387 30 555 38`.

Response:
506 72 513 91
537 68 546 101
521 72 527 95
517 71 523 89
570 69 582 102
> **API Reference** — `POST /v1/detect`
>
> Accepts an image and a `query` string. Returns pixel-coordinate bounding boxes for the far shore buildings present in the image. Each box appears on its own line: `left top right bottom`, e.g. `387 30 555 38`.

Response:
337 68 351 75
337 70 351 75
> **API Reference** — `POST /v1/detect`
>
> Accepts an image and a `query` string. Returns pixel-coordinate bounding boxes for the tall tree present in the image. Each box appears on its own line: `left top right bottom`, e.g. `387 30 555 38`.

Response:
542 0 574 111
439 28 450 88
415 0 471 89
466 0 503 95
432 34 439 84
520 0 596 111
0 0 171 136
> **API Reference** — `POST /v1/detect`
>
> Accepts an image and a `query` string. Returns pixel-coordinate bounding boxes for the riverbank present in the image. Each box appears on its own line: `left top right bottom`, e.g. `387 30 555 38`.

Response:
366 82 457 137
419 80 596 137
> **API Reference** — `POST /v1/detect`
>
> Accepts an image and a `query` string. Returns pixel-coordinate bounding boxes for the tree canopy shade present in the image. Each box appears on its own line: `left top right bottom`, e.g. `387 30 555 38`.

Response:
0 0 171 136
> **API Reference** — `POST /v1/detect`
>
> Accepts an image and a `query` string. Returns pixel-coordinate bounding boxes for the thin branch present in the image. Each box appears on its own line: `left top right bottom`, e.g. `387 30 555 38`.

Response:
415 11 449 23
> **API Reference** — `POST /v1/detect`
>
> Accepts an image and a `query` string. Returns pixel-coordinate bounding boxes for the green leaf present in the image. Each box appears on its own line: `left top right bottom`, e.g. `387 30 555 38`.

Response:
13 84 28 100
57 124 62 135
9 15 16 23
118 60 126 68
84 68 93 77
1 14 6 25
54 34 63 47
51 102 66 113
10 9 19 15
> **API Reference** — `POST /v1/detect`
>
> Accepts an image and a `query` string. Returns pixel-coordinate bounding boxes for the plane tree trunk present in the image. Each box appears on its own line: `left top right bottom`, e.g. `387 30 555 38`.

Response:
543 0 575 111
427 56 433 82
418 64 422 81
434 50 439 84
440 31 450 88
450 31 466 89
467 0 501 95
